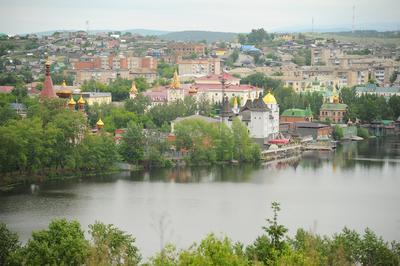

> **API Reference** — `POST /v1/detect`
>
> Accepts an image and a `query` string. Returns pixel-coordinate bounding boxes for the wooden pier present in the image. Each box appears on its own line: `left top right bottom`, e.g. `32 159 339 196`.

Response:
261 145 302 161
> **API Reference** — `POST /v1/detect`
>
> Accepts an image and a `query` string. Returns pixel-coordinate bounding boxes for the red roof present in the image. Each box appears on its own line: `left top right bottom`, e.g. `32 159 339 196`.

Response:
195 73 238 81
194 83 261 92
0 86 14 93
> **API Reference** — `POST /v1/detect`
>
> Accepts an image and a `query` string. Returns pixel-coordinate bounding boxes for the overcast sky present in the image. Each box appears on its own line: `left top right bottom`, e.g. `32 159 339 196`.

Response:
0 0 399 34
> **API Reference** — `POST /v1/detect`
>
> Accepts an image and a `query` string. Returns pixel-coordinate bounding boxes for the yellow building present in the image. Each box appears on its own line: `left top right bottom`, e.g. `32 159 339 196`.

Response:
74 92 112 105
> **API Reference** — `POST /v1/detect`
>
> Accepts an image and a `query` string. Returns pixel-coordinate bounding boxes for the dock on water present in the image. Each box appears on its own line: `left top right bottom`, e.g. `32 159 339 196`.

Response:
261 145 302 161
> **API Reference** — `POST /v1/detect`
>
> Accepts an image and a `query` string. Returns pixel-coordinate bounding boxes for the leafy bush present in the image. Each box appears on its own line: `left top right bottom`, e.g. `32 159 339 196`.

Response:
357 127 370 139
332 125 344 140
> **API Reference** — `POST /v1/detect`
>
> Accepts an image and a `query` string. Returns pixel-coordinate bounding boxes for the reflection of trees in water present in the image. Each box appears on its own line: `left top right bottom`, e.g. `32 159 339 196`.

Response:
129 137 400 182
130 164 261 183
299 137 400 171
299 151 327 170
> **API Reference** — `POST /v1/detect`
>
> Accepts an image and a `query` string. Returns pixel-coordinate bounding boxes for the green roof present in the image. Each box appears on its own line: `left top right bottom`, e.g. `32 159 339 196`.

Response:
321 103 347 111
282 108 312 117
382 120 394 125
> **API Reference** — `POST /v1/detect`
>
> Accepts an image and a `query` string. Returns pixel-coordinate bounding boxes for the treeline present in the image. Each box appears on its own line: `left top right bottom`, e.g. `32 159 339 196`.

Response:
340 87 400 122
238 28 275 45
0 98 119 178
174 118 260 164
1 202 399 265
1 89 260 178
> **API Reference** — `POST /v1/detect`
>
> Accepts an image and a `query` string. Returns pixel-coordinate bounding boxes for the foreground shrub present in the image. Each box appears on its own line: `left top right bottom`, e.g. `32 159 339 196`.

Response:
86 221 141 266
17 219 89 265
0 223 20 265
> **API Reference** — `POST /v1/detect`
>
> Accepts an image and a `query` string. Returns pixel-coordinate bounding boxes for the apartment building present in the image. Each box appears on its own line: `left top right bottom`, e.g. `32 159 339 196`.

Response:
178 58 221 76
168 42 206 57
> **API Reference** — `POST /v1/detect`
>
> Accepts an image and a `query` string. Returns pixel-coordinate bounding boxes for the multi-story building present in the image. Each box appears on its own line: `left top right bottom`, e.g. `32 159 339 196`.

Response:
129 68 157 83
75 92 112 105
178 58 221 76
74 55 157 71
355 84 400 99
75 69 130 84
168 42 206 57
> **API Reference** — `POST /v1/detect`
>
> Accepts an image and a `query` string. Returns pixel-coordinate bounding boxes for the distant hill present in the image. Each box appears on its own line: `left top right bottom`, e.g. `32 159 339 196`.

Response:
160 31 238 43
123 29 170 36
30 29 167 37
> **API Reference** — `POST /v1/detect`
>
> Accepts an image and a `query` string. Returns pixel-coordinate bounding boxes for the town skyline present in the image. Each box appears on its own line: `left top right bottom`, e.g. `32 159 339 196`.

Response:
1 0 400 35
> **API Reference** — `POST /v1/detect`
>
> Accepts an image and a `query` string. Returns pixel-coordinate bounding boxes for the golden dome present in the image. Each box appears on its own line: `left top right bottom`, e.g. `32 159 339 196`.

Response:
68 97 76 106
233 96 238 108
62 80 67 86
263 91 277 104
332 95 340 103
56 89 72 98
96 118 104 129
45 58 51 66
78 96 86 105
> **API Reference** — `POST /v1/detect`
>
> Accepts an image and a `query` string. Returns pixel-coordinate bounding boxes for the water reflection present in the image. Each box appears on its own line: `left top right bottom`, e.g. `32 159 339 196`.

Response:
1 136 399 258
299 137 400 171
130 164 260 183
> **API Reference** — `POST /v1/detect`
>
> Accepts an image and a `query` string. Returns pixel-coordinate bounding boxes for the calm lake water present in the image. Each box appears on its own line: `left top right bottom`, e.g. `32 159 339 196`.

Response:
1 137 400 258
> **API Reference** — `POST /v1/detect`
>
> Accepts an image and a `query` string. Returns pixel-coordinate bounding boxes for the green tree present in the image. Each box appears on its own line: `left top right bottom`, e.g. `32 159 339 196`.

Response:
76 133 120 171
238 33 247 44
388 95 400 119
0 223 20 265
179 234 248 266
246 202 288 265
87 222 141 266
81 79 109 93
108 78 132 101
0 105 19 126
232 118 260 162
357 127 370 139
247 28 270 44
157 61 177 79
264 202 288 251
124 94 151 115
332 125 344 140
17 219 89 265
103 108 137 132
119 121 145 164
134 77 150 92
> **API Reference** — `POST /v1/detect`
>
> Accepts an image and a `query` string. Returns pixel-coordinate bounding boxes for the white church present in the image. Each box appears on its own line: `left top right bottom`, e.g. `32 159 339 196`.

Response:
221 91 280 144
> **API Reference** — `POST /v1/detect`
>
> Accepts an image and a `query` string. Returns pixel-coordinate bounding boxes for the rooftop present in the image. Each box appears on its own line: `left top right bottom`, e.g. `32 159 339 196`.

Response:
321 103 348 111
294 122 330 128
172 114 219 124
0 86 14 93
281 108 312 117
